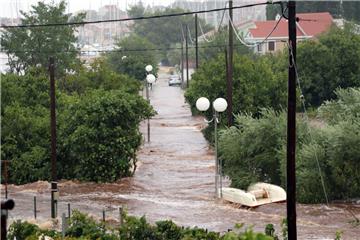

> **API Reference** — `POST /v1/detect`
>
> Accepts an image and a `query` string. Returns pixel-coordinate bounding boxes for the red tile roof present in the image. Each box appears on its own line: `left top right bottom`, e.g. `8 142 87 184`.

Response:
249 12 333 39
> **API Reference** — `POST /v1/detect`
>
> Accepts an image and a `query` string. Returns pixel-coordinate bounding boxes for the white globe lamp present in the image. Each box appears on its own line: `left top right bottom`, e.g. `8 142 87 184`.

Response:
196 97 210 112
146 74 156 84
145 65 153 72
213 98 228 112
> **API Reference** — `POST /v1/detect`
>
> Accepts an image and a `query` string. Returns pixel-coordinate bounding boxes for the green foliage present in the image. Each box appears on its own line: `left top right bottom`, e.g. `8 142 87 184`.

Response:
129 6 211 63
59 89 155 182
0 1 85 74
1 70 52 184
8 211 276 240
297 25 360 107
185 53 287 143
318 87 360 124
7 220 40 240
106 34 158 81
219 109 308 190
66 210 115 239
1 59 153 184
59 59 141 95
220 88 360 203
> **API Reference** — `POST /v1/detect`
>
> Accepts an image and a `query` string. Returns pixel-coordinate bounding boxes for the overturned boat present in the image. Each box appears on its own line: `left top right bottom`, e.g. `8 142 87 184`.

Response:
221 182 286 207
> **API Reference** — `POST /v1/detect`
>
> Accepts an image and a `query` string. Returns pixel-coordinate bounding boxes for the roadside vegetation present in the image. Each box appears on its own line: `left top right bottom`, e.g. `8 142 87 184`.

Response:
7 210 280 240
185 24 360 203
1 2 155 184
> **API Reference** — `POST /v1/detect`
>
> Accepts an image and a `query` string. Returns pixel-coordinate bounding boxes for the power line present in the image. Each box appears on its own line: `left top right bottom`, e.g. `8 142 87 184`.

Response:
228 5 288 48
0 1 281 29
0 40 288 55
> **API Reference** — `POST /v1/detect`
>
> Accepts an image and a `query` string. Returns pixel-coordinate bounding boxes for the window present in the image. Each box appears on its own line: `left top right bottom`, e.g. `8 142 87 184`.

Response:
268 41 275 51
257 44 262 52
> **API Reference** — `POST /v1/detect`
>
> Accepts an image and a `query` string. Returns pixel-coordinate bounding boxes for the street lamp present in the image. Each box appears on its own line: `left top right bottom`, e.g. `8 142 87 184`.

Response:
145 65 155 142
196 97 228 198
145 64 153 72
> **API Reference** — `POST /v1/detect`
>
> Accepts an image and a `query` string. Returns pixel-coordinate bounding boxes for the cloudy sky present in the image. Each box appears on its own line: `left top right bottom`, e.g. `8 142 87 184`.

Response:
0 0 177 18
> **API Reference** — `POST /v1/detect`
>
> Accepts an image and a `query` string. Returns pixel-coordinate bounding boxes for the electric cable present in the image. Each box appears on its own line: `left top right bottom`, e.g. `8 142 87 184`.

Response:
0 1 282 29
187 25 195 45
287 42 330 206
198 19 214 43
0 39 287 55
228 5 287 48
217 1 228 32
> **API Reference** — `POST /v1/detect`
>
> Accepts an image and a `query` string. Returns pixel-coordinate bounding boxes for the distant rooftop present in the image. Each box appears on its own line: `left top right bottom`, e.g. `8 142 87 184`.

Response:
248 12 333 39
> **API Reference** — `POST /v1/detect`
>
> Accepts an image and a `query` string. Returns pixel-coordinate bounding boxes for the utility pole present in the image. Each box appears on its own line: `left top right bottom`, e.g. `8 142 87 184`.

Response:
185 24 189 88
227 0 234 126
146 79 150 142
180 25 185 87
1 160 9 199
49 57 58 219
195 14 199 69
287 1 297 240
181 36 184 86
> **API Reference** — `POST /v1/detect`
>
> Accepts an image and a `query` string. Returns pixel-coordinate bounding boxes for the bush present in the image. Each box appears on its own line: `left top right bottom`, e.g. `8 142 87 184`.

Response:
58 89 155 182
219 88 360 203
219 109 309 190
7 210 278 240
1 63 154 184
7 220 40 240
297 24 360 107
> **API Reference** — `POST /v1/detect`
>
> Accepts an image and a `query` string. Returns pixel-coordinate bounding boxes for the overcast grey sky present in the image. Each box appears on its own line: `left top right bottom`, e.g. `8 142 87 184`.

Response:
0 0 176 18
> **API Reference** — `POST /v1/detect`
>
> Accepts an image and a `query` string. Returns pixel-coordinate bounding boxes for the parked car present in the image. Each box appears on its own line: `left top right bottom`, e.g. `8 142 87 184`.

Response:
168 74 181 86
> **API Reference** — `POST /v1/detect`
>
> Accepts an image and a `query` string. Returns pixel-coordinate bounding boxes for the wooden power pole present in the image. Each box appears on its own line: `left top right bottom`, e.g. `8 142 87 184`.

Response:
185 24 189 88
287 1 297 239
227 0 234 126
49 57 58 219
195 14 199 69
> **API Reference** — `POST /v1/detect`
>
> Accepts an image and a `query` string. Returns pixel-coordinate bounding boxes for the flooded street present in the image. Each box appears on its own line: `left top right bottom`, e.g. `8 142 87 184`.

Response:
2 69 360 239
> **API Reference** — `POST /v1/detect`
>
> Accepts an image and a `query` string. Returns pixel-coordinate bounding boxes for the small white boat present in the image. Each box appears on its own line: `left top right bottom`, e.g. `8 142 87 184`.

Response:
222 182 286 207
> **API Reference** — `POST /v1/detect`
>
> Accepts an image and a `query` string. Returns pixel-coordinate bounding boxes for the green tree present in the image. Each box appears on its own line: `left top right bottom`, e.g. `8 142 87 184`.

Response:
298 25 360 107
129 6 211 63
106 34 158 81
58 89 155 182
185 53 287 141
1 63 153 184
1 69 52 184
59 58 141 94
127 2 145 18
0 1 85 74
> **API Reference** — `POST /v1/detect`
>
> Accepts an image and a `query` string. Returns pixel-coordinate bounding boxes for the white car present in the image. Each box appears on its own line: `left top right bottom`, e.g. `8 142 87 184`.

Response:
168 75 181 86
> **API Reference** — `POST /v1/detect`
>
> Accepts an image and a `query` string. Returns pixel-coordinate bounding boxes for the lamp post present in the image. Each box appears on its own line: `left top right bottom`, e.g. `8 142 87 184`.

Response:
196 97 228 198
145 65 155 142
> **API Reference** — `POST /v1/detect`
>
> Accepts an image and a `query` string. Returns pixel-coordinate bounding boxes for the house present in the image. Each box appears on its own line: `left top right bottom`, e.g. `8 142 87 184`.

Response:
245 12 334 54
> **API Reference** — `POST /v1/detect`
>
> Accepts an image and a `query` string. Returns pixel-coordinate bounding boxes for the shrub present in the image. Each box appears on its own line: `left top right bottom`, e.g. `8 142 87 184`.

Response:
7 220 40 240
1 65 154 184
219 109 309 189
59 89 155 182
220 87 360 203
7 211 276 240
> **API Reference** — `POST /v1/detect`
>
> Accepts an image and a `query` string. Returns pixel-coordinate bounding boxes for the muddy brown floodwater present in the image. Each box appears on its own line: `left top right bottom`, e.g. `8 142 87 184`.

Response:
1 68 360 239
